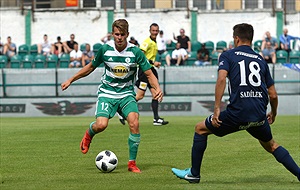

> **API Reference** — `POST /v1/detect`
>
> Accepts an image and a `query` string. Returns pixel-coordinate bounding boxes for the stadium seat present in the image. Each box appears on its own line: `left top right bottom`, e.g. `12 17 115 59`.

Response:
211 51 219 65
22 54 34 68
276 50 288 64
204 41 214 55
18 44 29 58
30 44 38 56
34 54 46 68
191 41 202 52
253 40 262 52
10 55 22 68
46 54 58 68
216 41 227 51
166 41 176 55
59 53 70 68
0 55 8 68
80 43 86 51
288 50 300 63
186 51 197 66
93 43 102 55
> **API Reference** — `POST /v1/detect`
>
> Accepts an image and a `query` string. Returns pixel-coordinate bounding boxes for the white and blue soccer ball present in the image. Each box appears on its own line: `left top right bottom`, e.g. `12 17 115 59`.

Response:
95 150 118 173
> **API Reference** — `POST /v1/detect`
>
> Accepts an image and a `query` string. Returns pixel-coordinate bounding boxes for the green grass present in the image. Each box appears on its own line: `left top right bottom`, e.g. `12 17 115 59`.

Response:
0 116 299 190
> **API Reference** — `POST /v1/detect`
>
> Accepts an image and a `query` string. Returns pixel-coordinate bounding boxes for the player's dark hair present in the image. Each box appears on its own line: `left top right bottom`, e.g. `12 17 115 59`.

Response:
150 23 159 29
112 19 129 34
233 23 253 43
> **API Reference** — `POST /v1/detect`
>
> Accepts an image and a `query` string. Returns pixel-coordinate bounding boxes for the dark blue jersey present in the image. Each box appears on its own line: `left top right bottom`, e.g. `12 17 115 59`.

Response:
218 45 274 122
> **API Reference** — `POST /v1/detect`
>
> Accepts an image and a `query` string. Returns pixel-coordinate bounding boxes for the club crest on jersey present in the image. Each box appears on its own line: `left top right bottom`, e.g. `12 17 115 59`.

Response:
125 57 131 63
112 65 129 77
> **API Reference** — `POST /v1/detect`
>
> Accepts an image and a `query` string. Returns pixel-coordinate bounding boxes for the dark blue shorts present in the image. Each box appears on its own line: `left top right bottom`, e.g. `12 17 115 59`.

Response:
205 110 273 142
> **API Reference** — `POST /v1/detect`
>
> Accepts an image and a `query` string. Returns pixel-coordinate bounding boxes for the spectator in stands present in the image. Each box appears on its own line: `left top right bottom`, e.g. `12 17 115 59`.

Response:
51 36 65 57
0 37 3 55
69 42 82 68
173 28 191 53
129 36 139 46
63 34 77 53
260 41 276 64
261 31 278 50
38 34 51 56
165 42 188 66
101 32 112 44
157 30 170 55
81 43 94 67
194 43 210 66
279 28 300 53
3 36 16 58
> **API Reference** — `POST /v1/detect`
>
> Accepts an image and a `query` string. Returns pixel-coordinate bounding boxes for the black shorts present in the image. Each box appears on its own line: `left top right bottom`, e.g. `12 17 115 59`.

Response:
135 67 158 91
205 110 273 142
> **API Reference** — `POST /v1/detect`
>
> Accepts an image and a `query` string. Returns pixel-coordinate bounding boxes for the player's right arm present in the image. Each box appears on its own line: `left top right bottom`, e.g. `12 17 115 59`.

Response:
61 63 96 91
212 69 227 128
144 69 163 102
267 84 278 124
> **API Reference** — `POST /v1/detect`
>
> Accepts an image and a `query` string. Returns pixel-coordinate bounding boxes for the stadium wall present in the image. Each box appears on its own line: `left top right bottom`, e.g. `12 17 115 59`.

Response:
0 8 299 47
0 65 299 117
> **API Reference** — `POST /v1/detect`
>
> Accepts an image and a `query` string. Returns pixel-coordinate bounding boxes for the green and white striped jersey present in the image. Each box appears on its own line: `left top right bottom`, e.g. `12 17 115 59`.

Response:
92 41 152 99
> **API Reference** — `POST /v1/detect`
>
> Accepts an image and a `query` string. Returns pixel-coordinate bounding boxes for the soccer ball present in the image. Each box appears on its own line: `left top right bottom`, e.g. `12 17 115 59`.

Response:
95 150 118 173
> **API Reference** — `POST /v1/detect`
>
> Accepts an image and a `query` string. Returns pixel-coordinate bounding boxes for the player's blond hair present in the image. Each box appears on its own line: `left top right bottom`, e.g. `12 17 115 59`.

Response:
112 19 129 34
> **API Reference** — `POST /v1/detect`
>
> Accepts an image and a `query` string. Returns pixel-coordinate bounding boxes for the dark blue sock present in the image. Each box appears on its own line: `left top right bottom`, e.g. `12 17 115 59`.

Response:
273 146 300 180
191 132 207 177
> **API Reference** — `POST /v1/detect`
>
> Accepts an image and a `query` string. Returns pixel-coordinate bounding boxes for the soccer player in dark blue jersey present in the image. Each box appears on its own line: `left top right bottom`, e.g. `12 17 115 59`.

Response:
172 23 300 183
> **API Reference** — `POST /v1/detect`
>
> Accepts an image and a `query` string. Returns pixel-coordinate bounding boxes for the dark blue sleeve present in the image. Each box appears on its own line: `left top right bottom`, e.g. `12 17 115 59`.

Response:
218 51 230 72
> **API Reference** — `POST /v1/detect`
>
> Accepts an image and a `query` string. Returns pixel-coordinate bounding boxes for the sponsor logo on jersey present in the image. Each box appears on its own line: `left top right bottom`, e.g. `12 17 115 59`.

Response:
112 65 129 77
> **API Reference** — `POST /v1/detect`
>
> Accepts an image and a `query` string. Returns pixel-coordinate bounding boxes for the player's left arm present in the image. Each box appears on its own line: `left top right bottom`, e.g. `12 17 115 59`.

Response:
144 69 163 102
267 84 278 124
212 69 227 127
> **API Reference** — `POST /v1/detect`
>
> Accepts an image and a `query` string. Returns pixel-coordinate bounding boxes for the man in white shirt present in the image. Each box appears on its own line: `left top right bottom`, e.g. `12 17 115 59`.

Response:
157 30 170 55
69 42 83 68
38 34 51 56
165 42 188 66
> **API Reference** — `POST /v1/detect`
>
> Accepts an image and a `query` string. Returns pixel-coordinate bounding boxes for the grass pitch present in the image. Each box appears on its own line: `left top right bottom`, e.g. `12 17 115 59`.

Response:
0 116 299 190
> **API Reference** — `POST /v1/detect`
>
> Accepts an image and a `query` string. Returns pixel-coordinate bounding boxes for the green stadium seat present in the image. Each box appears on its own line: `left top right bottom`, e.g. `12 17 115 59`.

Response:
18 44 29 58
186 51 197 66
0 55 8 68
276 50 288 63
93 43 102 55
22 54 34 68
80 43 86 51
34 54 46 68
46 54 58 68
191 41 202 52
253 40 262 52
10 55 22 68
166 41 176 55
160 51 170 66
59 53 70 68
289 50 300 63
216 41 227 51
204 41 214 55
211 51 219 65
30 44 38 56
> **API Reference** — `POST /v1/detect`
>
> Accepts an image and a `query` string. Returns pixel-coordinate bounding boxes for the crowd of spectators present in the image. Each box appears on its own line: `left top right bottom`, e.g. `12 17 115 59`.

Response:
0 28 299 69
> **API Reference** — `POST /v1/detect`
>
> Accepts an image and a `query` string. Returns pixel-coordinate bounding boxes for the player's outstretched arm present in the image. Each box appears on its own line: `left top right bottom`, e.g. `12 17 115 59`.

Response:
61 64 96 91
267 84 278 124
212 70 227 128
144 69 163 102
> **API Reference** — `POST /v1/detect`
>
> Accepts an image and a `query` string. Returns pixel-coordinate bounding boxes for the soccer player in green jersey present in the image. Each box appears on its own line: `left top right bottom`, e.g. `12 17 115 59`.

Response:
61 19 163 173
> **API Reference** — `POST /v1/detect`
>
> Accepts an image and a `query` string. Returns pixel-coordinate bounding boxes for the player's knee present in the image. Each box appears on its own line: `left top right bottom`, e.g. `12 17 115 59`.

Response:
195 121 210 135
128 120 139 133
136 94 144 101
260 139 279 153
94 121 108 132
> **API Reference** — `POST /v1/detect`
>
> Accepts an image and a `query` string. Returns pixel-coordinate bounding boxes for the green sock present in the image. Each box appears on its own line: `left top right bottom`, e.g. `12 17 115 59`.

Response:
88 121 96 137
128 133 140 160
